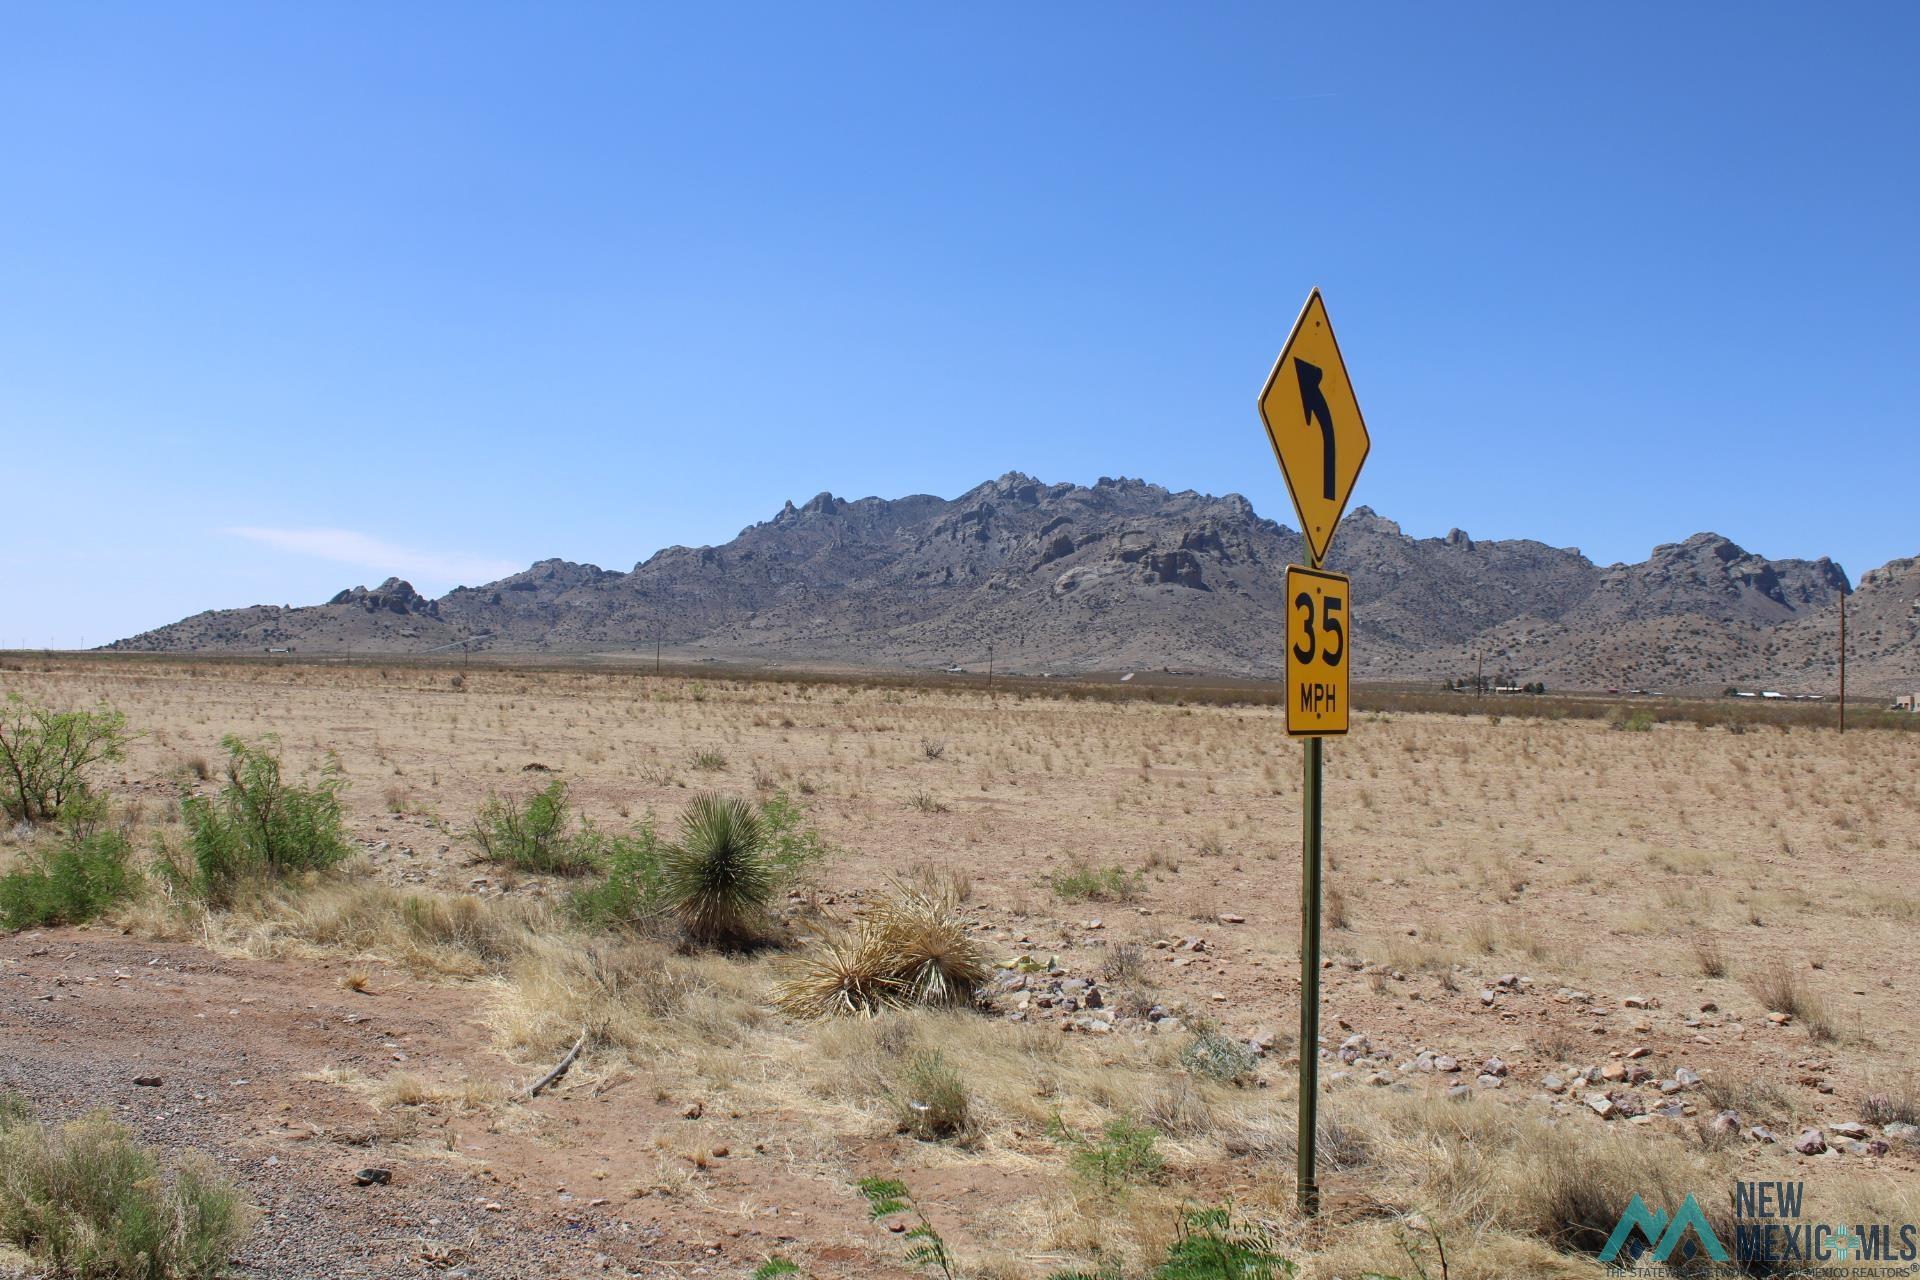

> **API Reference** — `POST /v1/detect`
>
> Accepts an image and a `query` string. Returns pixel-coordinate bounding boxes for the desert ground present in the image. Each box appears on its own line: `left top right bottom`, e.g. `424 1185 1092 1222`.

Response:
2 656 1917 1279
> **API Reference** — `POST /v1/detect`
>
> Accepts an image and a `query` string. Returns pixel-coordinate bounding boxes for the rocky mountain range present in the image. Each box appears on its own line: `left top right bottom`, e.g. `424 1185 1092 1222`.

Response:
109 473 1917 694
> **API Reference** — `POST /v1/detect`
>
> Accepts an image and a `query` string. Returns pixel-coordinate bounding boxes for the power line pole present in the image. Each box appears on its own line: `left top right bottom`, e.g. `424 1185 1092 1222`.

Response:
988 643 994 696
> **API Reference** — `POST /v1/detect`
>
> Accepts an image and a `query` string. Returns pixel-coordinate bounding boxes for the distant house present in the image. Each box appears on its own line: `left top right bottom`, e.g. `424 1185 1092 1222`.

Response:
1896 693 1919 713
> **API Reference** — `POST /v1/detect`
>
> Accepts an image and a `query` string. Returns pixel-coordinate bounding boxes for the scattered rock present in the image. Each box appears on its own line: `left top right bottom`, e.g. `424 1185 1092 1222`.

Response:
1218 913 1246 925
1478 989 1497 1006
354 1168 392 1187
1749 1125 1779 1144
1481 1056 1508 1077
1586 1094 1615 1118
1476 1073 1505 1089
132 1075 163 1087
1708 1110 1741 1137
1767 1011 1792 1025
1794 1129 1827 1155
1883 1122 1919 1143
1610 1092 1646 1118
1434 1055 1459 1073
1625 1046 1650 1059
1541 1074 1566 1094
1674 1066 1701 1087
1622 995 1655 1009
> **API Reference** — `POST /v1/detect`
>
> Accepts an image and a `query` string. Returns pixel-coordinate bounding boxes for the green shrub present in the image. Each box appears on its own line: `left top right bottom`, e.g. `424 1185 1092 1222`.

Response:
1608 706 1655 733
1179 1030 1259 1085
1051 860 1142 903
0 1093 250 1278
568 819 668 927
0 696 130 824
170 736 350 905
469 779 598 874
0 830 140 930
757 790 833 886
1050 1115 1164 1193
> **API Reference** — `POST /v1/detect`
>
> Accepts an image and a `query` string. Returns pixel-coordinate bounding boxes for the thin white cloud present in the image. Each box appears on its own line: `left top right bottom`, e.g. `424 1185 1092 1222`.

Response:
223 526 521 589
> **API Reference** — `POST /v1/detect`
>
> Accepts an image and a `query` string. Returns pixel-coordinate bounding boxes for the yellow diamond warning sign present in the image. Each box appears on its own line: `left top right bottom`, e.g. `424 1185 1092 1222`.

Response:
1257 289 1370 566
1285 564 1349 737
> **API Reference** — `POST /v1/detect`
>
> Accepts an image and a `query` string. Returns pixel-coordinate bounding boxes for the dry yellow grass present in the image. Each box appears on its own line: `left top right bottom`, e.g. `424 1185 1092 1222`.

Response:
3 656 1916 1277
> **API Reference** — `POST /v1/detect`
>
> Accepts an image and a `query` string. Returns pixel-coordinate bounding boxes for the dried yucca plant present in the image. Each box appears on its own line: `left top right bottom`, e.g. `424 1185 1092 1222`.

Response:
771 927 907 1019
866 883 990 1007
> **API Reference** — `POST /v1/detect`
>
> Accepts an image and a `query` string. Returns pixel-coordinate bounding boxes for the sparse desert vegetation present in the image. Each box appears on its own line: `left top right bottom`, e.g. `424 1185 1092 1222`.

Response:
1 656 1916 1278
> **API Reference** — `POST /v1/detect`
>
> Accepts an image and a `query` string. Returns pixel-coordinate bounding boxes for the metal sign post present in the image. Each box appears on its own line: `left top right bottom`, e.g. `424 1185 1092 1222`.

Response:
1256 289 1370 1217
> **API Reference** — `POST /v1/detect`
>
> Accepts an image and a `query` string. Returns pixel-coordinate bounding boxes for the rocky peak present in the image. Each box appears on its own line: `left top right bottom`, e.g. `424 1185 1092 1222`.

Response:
328 579 437 617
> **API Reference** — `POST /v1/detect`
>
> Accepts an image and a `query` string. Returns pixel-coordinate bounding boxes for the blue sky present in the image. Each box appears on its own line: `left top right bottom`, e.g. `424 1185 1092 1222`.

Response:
4 4 1917 648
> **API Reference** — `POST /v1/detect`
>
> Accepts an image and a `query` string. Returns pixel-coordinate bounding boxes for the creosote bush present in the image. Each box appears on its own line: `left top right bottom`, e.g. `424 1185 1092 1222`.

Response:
0 695 130 824
167 736 350 905
0 1092 251 1279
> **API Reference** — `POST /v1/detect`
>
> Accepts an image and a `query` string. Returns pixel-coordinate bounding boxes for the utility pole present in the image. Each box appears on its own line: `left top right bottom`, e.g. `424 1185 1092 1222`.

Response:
1475 650 1485 699
655 628 661 676
988 643 994 696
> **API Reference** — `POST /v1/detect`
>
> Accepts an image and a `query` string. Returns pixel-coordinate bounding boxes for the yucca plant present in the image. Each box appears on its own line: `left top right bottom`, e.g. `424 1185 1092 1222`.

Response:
661 793 777 943
771 927 908 1018
868 885 989 1006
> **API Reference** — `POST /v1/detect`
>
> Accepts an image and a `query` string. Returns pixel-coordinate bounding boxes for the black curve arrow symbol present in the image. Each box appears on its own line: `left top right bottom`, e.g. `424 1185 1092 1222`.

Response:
1293 358 1336 500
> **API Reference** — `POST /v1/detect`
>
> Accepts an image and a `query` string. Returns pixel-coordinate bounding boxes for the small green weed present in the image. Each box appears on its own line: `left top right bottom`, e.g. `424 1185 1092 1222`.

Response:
1050 1115 1164 1194
1051 860 1143 903
856 1178 956 1280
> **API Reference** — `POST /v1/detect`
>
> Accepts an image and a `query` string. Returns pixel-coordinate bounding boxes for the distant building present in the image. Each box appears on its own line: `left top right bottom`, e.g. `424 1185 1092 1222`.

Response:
1896 693 1919 712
